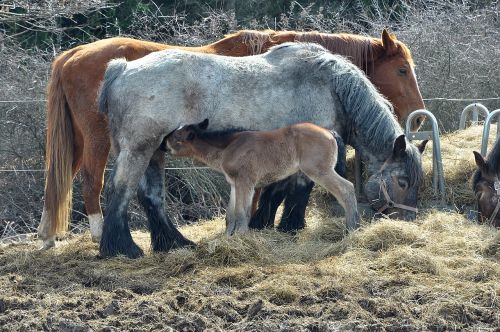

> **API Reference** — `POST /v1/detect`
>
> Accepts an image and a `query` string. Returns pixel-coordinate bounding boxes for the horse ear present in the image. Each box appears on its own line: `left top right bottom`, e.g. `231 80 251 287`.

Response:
418 140 429 154
198 118 209 130
473 151 488 172
393 134 407 157
381 29 399 56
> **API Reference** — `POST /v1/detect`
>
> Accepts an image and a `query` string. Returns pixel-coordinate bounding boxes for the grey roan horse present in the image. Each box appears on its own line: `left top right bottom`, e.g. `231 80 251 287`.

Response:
98 42 424 258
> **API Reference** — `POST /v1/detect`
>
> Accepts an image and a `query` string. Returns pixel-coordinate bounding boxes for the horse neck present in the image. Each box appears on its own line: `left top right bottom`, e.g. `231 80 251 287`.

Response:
189 134 238 169
487 137 500 174
290 31 384 74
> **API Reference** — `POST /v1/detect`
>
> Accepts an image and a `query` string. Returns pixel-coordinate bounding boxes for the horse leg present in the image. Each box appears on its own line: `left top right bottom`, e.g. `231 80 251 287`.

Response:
250 188 261 216
137 149 195 252
249 179 289 229
277 136 347 233
99 148 152 258
225 184 237 236
306 168 359 231
76 123 111 244
277 173 314 233
232 183 255 234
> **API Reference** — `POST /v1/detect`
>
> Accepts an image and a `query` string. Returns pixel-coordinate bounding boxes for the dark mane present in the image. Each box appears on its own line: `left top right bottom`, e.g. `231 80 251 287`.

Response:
196 127 250 149
305 47 422 187
487 136 500 171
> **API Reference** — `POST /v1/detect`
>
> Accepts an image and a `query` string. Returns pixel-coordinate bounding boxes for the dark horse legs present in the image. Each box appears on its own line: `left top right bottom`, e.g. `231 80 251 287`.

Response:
250 131 347 232
101 149 193 258
137 150 195 252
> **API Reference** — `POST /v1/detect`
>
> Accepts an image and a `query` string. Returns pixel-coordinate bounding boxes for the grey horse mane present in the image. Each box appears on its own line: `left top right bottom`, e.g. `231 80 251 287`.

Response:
269 43 422 186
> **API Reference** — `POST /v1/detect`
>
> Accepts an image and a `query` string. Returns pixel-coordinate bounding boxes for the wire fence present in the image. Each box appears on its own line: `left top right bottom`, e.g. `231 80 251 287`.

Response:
1 96 499 239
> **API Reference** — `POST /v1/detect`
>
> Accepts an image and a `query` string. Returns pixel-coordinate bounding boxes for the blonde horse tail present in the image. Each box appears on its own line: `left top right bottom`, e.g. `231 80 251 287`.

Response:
40 49 76 240
98 59 127 115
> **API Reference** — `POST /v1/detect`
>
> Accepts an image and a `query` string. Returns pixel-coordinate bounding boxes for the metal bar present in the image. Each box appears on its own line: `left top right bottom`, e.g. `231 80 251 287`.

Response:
480 109 500 156
405 109 446 201
407 131 433 141
459 103 489 130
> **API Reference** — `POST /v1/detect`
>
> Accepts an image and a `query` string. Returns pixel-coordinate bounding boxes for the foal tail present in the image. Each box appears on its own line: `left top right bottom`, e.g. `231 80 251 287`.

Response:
41 49 77 238
98 59 127 115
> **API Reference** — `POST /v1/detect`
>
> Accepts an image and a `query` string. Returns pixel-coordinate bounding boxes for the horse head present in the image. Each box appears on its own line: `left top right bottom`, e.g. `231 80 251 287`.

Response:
166 119 209 157
364 135 427 220
370 29 426 130
472 151 500 227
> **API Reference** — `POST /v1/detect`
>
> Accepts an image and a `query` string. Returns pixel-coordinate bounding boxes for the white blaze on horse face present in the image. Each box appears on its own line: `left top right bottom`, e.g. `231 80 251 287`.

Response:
88 213 104 243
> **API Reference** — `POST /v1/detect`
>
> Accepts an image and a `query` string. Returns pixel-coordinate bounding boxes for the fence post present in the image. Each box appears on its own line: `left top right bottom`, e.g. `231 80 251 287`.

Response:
480 109 500 156
405 109 446 202
459 103 489 129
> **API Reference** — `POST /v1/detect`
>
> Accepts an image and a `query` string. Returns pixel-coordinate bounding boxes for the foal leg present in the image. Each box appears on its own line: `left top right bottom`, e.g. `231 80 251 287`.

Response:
225 184 237 236
305 168 359 231
137 149 195 252
100 148 152 258
232 183 255 234
278 137 346 233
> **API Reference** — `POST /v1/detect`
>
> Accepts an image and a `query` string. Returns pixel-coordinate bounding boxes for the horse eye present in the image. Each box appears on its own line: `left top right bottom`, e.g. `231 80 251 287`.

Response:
399 68 408 75
397 177 409 189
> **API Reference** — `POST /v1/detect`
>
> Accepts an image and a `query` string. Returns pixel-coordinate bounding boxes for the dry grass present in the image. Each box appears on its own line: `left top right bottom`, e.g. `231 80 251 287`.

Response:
0 208 498 331
1 108 498 332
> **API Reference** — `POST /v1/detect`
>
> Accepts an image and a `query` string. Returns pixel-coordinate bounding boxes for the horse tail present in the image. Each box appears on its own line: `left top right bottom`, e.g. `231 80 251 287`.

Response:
43 49 77 237
332 131 346 178
98 59 127 115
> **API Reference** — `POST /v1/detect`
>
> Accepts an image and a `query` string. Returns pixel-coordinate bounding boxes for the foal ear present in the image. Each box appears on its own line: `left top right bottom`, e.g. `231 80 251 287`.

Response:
381 29 399 56
393 134 407 158
198 118 209 130
418 140 429 154
473 151 488 172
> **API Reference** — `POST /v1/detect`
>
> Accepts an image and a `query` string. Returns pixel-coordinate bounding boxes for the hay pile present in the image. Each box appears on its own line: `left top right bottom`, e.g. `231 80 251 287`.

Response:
0 125 498 331
0 209 498 331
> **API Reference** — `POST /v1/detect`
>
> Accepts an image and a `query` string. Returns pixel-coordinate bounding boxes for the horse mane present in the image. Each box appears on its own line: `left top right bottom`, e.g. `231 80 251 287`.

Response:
220 30 275 55
194 127 249 149
293 31 414 72
308 49 422 186
221 29 415 73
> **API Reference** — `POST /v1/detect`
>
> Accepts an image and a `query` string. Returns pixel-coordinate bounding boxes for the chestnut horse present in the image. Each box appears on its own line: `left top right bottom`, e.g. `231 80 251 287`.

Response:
166 120 358 234
473 141 500 227
97 43 424 257
39 29 425 249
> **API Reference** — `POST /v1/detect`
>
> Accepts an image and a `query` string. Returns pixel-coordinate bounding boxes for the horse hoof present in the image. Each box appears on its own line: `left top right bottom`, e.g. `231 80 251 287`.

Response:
38 238 55 250
170 238 197 251
99 243 144 259
91 235 101 243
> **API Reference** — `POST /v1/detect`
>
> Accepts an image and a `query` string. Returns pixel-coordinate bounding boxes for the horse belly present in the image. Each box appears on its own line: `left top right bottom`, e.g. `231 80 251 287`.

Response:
256 163 300 187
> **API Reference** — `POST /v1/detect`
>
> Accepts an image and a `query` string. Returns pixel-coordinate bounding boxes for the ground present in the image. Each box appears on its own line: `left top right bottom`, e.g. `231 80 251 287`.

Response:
0 126 499 331
0 210 498 331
